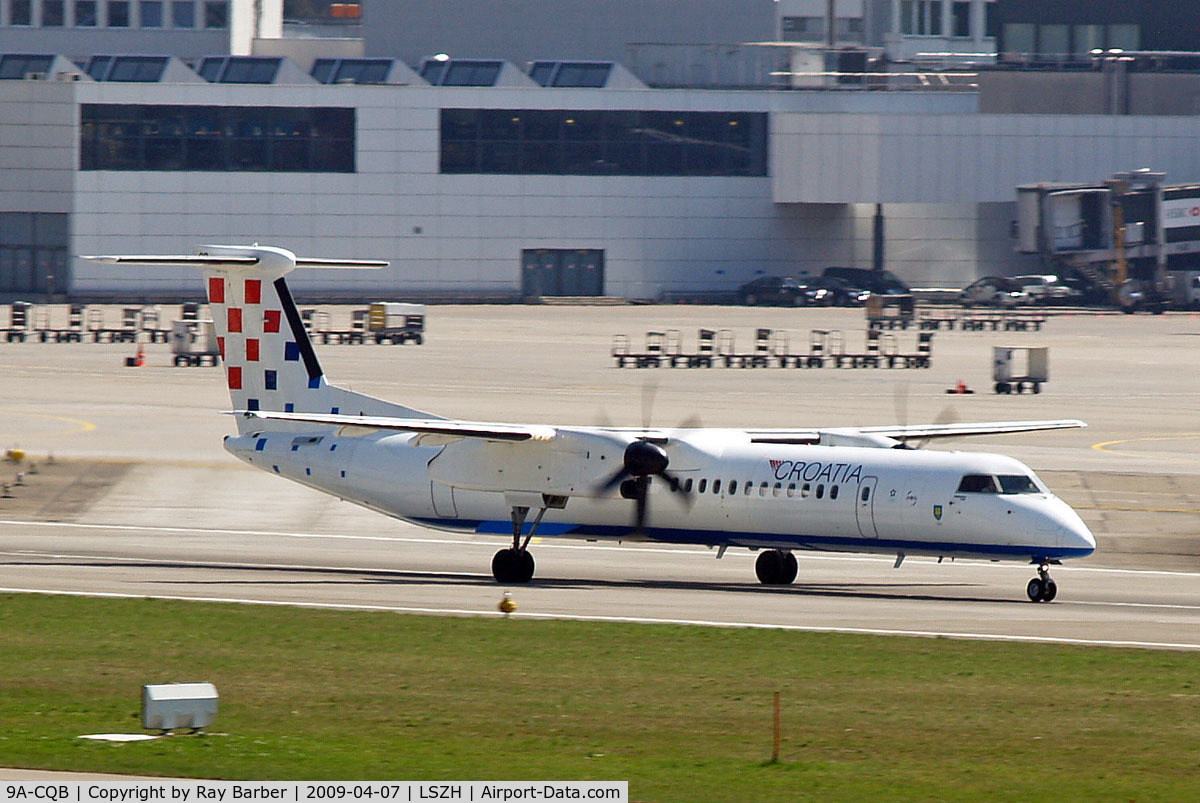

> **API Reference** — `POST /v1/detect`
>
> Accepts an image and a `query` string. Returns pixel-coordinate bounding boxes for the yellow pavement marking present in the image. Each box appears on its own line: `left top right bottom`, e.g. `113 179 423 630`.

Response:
0 409 97 438
1073 504 1200 515
1091 433 1200 465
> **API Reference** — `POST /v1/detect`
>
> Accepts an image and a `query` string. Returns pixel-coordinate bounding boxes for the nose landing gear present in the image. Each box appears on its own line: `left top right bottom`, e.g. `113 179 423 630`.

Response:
1026 563 1058 602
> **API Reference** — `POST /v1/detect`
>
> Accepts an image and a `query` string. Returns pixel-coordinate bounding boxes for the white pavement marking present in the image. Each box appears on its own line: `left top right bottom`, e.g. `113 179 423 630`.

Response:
5 549 1200 613
3 518 1200 578
1 585 1198 652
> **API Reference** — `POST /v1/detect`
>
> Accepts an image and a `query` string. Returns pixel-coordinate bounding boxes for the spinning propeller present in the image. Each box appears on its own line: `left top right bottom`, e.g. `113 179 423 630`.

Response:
595 380 695 532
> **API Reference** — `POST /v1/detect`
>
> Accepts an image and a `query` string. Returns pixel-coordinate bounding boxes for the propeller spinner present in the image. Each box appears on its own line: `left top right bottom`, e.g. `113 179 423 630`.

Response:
597 438 687 532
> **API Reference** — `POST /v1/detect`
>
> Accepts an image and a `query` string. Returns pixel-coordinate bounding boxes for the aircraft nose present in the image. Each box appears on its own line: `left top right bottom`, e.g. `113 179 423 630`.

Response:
1059 511 1096 556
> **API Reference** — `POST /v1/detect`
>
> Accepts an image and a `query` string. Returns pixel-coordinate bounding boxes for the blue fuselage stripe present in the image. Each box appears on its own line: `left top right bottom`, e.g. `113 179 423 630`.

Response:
407 518 1091 561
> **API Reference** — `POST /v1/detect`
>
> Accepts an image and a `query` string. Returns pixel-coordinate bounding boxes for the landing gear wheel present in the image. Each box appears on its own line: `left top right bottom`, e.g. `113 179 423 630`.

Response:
1026 564 1057 602
492 548 535 584
755 550 797 585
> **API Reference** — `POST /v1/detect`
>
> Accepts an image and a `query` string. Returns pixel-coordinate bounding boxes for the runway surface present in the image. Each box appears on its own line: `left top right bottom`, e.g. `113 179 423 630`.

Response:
2 305 1199 651
2 500 1199 651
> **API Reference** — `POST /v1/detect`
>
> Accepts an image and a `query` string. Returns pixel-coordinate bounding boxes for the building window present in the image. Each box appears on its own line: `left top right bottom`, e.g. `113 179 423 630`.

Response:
1038 24 1069 57
203 0 226 28
902 0 942 37
44 0 64 25
171 0 193 27
0 213 68 295
1003 23 1035 55
80 105 356 173
442 109 767 177
75 0 96 25
951 1 970 38
1108 24 1139 52
140 0 161 26
108 1 130 26
9 0 32 25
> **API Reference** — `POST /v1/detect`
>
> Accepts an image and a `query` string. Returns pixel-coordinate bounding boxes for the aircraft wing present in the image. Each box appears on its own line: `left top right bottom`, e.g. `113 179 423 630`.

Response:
233 410 555 442
857 419 1086 440
747 419 1085 445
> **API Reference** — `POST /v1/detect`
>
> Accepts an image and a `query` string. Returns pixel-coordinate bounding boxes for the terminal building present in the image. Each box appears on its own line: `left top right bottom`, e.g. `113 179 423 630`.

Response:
3 0 1200 300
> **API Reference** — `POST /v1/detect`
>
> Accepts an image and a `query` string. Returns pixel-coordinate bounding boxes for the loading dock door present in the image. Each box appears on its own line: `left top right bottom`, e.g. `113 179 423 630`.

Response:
522 249 604 297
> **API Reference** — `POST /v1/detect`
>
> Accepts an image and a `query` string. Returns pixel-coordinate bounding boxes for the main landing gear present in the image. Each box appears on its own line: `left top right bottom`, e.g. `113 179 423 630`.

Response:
1026 563 1058 603
492 505 544 584
755 549 798 585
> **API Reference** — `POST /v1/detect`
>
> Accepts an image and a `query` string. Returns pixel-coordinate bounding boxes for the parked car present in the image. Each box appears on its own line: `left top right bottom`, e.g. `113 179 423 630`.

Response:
960 276 1030 308
735 276 810 306
1011 274 1086 305
796 276 871 306
821 266 910 296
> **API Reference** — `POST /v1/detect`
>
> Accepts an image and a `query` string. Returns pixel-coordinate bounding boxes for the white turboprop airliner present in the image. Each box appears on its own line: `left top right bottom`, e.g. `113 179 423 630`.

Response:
86 245 1096 602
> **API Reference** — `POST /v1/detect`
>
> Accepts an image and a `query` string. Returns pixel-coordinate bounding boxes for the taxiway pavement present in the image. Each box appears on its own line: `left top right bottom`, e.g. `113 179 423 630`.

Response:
1 304 1199 649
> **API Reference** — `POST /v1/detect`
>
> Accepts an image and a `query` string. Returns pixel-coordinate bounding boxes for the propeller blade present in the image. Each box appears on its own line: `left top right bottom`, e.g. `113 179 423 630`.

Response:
916 404 961 449
893 382 911 448
659 470 694 509
634 477 649 531
641 379 659 431
597 467 629 493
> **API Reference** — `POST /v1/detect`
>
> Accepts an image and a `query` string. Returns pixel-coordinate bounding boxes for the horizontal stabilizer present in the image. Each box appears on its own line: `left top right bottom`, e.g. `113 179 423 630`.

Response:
82 251 388 270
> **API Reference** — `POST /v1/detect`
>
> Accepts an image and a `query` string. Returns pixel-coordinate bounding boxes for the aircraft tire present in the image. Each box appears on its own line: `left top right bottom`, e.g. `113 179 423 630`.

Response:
492 548 535 584
755 550 796 585
1026 577 1045 602
780 551 798 584
1041 579 1057 602
517 549 535 583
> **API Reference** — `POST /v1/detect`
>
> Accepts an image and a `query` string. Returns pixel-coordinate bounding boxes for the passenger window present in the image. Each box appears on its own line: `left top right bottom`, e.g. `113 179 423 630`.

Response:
816 484 824 499
786 482 796 498
957 474 998 493
713 479 722 494
729 480 738 495
773 482 781 497
698 478 707 494
830 485 839 500
860 486 870 502
759 481 768 497
745 482 752 496
684 478 694 493
801 483 810 498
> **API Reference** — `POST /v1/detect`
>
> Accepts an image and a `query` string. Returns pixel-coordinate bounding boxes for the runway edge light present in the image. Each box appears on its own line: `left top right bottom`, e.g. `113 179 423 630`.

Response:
142 682 218 733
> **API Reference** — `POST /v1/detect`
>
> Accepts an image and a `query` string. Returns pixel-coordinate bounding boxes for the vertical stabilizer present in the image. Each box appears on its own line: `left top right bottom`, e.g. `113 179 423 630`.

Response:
84 244 437 433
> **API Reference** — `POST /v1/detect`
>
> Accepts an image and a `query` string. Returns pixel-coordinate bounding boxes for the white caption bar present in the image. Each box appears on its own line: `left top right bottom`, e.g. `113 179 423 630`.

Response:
0 782 628 803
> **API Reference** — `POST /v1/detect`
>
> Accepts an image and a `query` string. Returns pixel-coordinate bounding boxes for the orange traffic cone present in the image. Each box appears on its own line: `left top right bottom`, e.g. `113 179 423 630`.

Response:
135 343 145 367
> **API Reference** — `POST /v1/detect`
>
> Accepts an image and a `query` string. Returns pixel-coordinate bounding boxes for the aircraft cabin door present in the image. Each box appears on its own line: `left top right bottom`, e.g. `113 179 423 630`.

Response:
856 476 879 538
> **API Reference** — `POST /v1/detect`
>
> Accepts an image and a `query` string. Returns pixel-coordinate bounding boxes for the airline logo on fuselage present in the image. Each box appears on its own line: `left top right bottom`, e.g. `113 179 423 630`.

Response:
769 459 864 484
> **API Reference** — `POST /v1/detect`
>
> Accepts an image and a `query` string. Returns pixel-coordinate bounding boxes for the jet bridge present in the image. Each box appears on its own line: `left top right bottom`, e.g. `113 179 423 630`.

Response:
1015 169 1195 312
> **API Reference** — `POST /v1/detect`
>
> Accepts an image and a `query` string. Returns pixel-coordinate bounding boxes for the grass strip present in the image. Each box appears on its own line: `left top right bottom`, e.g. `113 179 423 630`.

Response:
1 593 1198 801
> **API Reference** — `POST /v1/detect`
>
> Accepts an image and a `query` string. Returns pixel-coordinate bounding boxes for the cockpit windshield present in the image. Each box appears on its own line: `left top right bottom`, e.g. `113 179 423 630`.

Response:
956 474 997 493
997 474 1041 494
957 473 1043 494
